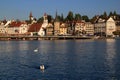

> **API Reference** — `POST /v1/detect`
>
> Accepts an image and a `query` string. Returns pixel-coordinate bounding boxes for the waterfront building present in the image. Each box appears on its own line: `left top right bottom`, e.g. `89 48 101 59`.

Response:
0 20 12 35
4 20 12 27
115 21 120 31
75 20 86 35
85 22 94 36
38 13 48 36
54 11 61 36
0 22 5 34
29 12 37 24
46 23 54 36
0 25 6 34
28 23 42 36
94 18 106 36
54 21 60 36
42 13 48 28
106 17 116 37
6 21 28 35
59 23 67 35
67 21 75 35
19 23 29 34
29 12 33 21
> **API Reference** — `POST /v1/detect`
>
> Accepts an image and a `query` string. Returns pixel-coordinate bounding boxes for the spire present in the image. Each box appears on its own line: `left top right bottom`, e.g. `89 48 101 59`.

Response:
43 13 48 23
43 13 47 20
55 10 59 22
44 13 47 16
29 12 33 21
55 10 58 19
29 12 33 18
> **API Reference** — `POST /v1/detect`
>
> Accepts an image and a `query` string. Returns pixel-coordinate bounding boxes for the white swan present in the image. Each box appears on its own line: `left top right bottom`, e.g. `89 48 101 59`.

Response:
40 65 45 70
34 48 38 52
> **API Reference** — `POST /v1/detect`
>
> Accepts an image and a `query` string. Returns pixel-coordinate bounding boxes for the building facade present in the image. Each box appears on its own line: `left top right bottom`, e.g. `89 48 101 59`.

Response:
38 13 48 36
94 18 106 36
59 23 67 35
106 17 116 37
54 21 60 36
85 22 94 36
75 21 86 35
46 23 54 36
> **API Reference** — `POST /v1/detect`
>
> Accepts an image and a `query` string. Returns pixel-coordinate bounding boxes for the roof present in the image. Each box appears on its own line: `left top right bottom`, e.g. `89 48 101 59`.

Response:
9 21 25 27
60 23 67 28
107 17 114 22
44 13 47 16
28 23 42 32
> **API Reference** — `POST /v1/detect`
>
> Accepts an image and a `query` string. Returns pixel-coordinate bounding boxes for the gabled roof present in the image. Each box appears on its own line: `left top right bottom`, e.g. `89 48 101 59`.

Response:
107 17 114 22
9 21 25 27
60 23 67 28
76 20 85 23
28 23 42 32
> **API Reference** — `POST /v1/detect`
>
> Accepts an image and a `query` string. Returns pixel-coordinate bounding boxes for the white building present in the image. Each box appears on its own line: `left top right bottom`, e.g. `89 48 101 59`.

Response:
6 21 28 35
106 17 116 37
38 13 48 36
19 24 29 34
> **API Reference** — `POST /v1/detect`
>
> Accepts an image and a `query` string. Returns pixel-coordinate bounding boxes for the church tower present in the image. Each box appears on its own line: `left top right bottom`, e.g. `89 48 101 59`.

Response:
54 10 60 35
29 12 33 21
43 13 48 23
55 10 59 22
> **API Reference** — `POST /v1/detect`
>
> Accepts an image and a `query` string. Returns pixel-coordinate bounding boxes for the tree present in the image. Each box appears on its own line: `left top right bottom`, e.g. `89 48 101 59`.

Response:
90 15 98 23
37 17 43 23
82 15 89 22
103 11 108 20
60 13 64 22
57 15 61 21
99 12 108 20
109 11 113 17
113 11 117 16
66 11 74 21
47 15 53 23
74 13 81 21
113 11 118 20
55 11 60 22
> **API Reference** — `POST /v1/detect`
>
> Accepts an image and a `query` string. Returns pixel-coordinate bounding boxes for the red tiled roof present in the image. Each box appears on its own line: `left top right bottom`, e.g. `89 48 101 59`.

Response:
28 23 42 32
9 21 23 27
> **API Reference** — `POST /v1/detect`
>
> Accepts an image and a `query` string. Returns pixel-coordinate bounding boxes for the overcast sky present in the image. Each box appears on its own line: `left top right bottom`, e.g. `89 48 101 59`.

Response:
0 0 119 20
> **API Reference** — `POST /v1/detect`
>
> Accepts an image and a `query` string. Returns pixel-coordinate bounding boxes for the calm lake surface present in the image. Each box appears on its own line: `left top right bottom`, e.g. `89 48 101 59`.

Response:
0 39 120 80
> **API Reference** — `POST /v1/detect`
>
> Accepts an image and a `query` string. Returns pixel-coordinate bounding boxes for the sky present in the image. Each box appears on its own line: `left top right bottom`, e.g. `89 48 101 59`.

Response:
0 0 120 20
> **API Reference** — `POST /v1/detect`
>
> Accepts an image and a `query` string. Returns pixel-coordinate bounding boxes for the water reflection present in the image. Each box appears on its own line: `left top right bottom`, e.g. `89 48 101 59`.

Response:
106 39 116 79
0 41 16 52
17 41 30 65
0 40 120 80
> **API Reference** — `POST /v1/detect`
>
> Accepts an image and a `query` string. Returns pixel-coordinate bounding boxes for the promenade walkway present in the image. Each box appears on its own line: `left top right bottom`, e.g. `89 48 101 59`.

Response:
0 36 93 40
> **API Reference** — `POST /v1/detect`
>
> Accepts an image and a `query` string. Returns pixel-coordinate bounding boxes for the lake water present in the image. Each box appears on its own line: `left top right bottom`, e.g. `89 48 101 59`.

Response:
0 39 120 80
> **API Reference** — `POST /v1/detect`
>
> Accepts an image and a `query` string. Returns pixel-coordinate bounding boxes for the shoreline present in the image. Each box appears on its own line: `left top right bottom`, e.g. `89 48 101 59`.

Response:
0 36 117 41
0 36 93 41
